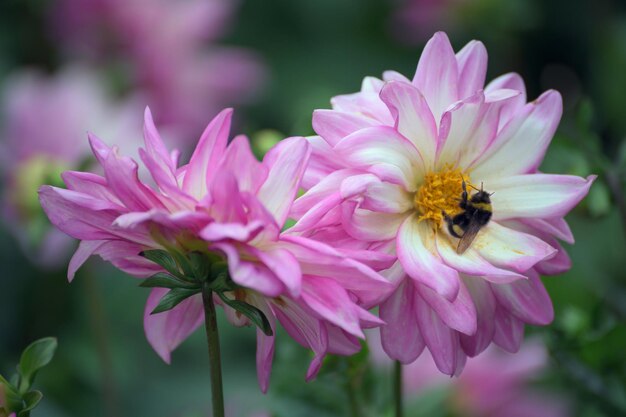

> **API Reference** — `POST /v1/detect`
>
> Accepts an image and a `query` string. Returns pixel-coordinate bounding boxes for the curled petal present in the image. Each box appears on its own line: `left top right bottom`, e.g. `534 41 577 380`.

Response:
491 270 554 326
417 280 477 336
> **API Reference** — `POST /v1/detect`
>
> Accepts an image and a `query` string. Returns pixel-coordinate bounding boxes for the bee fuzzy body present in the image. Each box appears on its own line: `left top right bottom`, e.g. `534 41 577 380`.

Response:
443 180 493 254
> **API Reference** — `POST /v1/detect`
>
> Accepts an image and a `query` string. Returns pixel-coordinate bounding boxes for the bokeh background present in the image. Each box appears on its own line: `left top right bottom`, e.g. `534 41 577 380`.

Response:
0 0 625 416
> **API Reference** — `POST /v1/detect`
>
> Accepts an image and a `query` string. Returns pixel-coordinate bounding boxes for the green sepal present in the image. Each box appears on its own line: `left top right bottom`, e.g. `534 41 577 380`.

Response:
17 337 57 393
140 272 200 290
140 250 184 278
188 251 211 281
151 288 200 315
18 391 43 416
216 292 273 336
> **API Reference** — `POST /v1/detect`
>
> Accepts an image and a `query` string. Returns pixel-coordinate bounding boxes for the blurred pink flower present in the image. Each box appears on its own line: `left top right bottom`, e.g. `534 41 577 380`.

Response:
370 333 569 417
0 66 143 267
50 0 265 143
39 108 392 392
291 32 594 375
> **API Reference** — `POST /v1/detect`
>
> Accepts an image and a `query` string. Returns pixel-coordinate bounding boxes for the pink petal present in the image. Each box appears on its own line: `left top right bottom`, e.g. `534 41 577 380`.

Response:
61 171 121 204
333 126 425 191
256 247 302 297
484 72 527 128
456 40 488 98
412 31 459 122
436 232 527 283
301 135 346 189
209 170 247 223
379 280 425 363
491 270 554 326
326 325 362 355
415 292 463 375
312 109 376 146
473 222 557 273
417 280 477 336
489 174 596 220
218 134 268 193
470 90 562 177
248 294 276 393
523 217 574 244
68 240 105 282
343 204 409 241
460 277 496 357
379 81 438 165
257 136 311 227
144 289 204 364
200 221 265 242
359 178 414 214
493 307 524 353
182 108 233 198
397 214 460 301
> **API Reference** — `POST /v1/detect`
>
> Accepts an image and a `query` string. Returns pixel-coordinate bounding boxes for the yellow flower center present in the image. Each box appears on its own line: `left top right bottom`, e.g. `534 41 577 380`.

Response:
414 165 471 225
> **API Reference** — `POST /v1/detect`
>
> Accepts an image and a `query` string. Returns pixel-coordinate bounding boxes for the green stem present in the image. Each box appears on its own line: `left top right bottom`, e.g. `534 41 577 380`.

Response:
201 282 225 417
393 361 403 417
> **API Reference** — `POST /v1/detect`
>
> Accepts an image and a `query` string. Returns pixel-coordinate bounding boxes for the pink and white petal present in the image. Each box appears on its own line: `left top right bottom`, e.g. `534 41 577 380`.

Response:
473 222 557 273
343 204 409 241
95 241 161 277
484 72 527 128
276 235 393 307
301 276 364 338
379 280 425 363
257 137 311 227
470 90 563 178
360 179 414 214
523 217 574 244
291 169 360 220
534 242 572 275
460 277 497 357
417 280 477 336
379 81 438 165
436 231 526 283
212 243 285 297
312 109 377 146
139 149 195 211
415 292 462 375
209 170 247 223
182 108 233 198
219 135 268 193
301 135 347 189
491 270 554 326
397 214 460 301
247 294 277 393
142 107 178 183
331 91 393 125
489 174 596 220
61 171 122 205
493 307 525 353
334 126 425 191
456 40 488 98
114 210 211 234
256 248 302 297
68 240 105 282
383 70 411 83
326 325 362 355
361 76 385 93
144 289 204 364
200 221 265 242
412 31 459 122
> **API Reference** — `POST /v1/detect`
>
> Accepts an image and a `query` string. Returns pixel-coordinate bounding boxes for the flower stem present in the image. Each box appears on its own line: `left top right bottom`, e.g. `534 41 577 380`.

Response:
201 282 225 417
393 360 403 417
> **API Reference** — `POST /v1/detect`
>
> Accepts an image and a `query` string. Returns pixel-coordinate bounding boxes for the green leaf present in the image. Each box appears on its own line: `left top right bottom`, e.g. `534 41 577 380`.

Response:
188 251 211 281
18 391 43 415
140 272 200 290
216 292 273 336
0 375 23 412
151 288 200 315
140 250 182 277
17 338 57 392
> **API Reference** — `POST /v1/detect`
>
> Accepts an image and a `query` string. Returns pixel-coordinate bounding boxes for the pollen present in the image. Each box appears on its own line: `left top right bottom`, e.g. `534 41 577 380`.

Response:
414 165 471 225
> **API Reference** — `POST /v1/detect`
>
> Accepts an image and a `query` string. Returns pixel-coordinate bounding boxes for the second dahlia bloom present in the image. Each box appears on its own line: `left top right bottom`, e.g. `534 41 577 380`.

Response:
39 108 392 391
292 32 594 374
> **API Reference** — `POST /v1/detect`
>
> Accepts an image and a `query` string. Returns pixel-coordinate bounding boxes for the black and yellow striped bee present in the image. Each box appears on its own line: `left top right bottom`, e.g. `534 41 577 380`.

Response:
442 179 493 254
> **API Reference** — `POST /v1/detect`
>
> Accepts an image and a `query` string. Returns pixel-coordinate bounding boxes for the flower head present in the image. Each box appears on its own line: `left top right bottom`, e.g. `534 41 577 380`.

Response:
39 108 392 391
292 32 595 374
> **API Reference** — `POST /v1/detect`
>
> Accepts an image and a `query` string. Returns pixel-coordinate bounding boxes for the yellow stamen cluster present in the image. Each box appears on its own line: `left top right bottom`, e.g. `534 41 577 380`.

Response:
414 165 471 225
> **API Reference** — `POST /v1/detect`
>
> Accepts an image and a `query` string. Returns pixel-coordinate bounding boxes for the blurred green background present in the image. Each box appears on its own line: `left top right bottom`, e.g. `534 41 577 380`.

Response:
0 0 625 416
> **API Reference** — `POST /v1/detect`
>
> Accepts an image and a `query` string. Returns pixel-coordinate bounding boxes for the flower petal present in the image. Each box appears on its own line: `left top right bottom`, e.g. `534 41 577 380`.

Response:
312 109 376 146
412 31 459 122
460 277 496 357
182 108 233 198
493 307 524 353
473 222 557 273
491 270 554 326
379 280 425 363
470 90 562 177
417 280 477 336
144 289 204 364
334 126 425 191
489 174 596 220
68 240 105 282
484 72 527 128
456 40 487 98
218 134 268 193
379 81 438 165
343 204 409 241
397 214 460 301
257 136 311 227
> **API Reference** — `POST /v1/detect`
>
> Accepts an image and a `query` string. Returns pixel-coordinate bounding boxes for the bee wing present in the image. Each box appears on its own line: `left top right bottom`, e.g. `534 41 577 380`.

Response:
456 220 482 254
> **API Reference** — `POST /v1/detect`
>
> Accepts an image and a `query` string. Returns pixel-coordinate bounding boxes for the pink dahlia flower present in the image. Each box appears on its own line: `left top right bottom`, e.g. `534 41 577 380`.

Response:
370 333 569 417
0 66 142 267
291 32 595 374
39 108 392 392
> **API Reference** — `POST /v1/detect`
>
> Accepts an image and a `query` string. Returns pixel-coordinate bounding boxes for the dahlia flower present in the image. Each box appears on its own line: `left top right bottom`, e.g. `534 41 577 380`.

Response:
0 66 142 267
369 334 569 417
291 32 594 374
39 108 392 391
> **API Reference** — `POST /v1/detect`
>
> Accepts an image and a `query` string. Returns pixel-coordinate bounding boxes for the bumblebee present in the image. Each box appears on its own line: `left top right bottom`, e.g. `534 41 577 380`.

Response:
442 179 493 254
